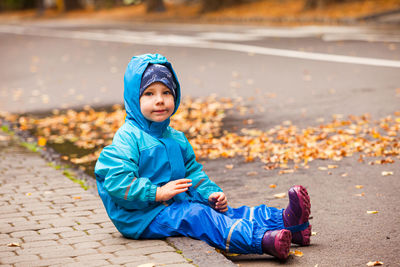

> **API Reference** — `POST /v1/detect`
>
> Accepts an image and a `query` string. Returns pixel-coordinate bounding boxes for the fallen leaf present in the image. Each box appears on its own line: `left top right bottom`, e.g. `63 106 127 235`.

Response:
341 173 348 177
73 196 82 200
328 165 338 169
269 184 277 188
246 171 258 176
279 169 294 175
318 167 328 171
25 192 32 196
7 242 20 247
290 250 304 257
274 193 286 199
355 193 365 197
355 185 364 189
367 211 379 214
37 137 47 146
311 231 317 236
366 261 384 266
225 164 234 170
381 171 393 176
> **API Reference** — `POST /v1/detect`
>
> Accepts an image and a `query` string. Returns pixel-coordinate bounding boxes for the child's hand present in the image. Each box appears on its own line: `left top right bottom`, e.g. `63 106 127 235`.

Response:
208 192 228 212
156 179 192 202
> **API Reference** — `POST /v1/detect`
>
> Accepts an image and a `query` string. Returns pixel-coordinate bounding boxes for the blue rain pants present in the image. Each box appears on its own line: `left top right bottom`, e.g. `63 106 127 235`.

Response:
140 200 285 254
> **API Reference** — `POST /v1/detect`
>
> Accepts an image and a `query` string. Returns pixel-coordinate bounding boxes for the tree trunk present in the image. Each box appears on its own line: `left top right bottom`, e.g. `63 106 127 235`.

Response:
63 0 82 11
304 0 346 10
146 0 166 13
36 0 45 16
201 0 243 13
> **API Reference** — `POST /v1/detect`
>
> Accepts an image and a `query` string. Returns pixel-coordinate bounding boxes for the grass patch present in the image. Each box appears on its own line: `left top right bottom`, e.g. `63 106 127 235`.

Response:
1 125 13 135
62 169 89 191
21 142 40 153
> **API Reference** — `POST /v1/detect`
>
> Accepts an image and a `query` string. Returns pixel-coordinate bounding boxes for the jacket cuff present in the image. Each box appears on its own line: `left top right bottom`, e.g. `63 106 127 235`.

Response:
147 184 158 203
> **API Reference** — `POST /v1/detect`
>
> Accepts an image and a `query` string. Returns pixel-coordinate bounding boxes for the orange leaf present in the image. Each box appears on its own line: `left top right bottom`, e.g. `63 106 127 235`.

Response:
37 137 47 146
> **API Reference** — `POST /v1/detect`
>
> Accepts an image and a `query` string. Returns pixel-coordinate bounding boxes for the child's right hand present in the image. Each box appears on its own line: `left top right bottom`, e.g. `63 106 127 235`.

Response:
156 179 192 202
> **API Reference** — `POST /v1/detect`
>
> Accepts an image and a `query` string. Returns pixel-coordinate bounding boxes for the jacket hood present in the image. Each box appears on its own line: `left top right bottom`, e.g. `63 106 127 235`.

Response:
124 54 181 137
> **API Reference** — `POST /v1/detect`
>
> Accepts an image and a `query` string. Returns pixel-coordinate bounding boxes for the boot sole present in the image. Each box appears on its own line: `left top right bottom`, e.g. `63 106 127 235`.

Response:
292 224 312 246
274 229 292 260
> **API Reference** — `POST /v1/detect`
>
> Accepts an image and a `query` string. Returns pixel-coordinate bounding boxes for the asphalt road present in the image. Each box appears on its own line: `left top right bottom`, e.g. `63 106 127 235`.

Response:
1 19 399 266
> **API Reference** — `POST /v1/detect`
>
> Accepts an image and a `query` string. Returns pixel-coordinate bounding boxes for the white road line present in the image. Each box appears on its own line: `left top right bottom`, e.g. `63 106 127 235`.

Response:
1 25 400 68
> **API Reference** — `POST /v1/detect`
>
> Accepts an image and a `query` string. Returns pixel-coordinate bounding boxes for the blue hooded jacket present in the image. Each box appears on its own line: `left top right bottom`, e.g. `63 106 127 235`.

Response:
94 54 223 239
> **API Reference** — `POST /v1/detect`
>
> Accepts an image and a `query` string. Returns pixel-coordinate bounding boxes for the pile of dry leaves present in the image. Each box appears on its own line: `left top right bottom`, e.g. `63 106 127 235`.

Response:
1 96 398 174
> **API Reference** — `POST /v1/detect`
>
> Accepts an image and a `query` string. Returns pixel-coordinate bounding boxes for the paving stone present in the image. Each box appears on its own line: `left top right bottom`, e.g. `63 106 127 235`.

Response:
0 251 17 258
22 233 58 242
86 233 113 242
114 245 175 257
0 237 22 245
125 239 170 249
42 219 79 227
38 226 74 234
100 236 131 246
75 253 114 261
98 244 127 253
0 254 40 264
73 241 102 249
10 230 38 238
163 264 195 267
0 217 28 224
0 211 30 219
108 255 151 265
21 240 58 248
74 223 101 231
39 248 98 259
150 252 188 265
63 259 111 267
87 226 117 235
14 257 75 267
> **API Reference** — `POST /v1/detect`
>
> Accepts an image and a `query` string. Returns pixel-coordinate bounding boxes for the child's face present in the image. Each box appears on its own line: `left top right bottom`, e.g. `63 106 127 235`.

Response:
140 82 175 122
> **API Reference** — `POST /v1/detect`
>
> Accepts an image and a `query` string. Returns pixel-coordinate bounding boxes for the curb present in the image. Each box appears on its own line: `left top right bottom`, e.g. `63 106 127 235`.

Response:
0 118 237 267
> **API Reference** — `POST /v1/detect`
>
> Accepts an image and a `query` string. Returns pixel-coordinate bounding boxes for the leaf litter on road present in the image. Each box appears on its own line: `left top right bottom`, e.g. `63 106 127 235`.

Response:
1 97 399 177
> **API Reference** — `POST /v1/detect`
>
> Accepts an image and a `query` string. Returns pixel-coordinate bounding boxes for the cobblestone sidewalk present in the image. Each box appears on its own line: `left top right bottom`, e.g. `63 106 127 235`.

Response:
0 131 194 267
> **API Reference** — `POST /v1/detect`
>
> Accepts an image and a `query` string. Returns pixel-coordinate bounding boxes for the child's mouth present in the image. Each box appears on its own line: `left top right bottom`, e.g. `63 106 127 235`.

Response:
153 109 167 114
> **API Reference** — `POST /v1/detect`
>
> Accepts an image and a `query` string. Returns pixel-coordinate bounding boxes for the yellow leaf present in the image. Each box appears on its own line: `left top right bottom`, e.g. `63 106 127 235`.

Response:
290 250 303 257
7 242 20 247
355 185 364 189
274 193 286 199
381 171 393 176
26 192 32 196
269 184 277 188
311 231 317 236
366 261 384 266
318 167 328 171
367 211 378 214
73 196 81 200
225 164 234 170
328 165 338 169
279 169 294 175
37 137 47 146
355 193 365 197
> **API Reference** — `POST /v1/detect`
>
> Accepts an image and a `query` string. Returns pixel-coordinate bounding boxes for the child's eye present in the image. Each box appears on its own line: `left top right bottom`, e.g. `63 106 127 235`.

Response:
144 92 153 96
163 91 171 95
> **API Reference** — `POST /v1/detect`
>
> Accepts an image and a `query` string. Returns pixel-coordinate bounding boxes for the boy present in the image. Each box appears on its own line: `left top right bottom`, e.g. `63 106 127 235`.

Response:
95 53 312 260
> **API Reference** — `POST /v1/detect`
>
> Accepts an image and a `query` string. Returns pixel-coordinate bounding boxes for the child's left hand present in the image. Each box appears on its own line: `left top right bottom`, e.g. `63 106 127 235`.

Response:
208 192 228 212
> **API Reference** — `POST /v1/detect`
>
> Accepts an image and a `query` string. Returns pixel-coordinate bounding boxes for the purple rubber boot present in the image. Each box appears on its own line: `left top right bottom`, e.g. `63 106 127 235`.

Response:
283 185 312 246
261 229 291 260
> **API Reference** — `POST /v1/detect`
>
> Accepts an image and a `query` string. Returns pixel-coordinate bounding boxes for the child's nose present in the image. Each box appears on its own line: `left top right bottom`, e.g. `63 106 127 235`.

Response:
155 94 164 103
